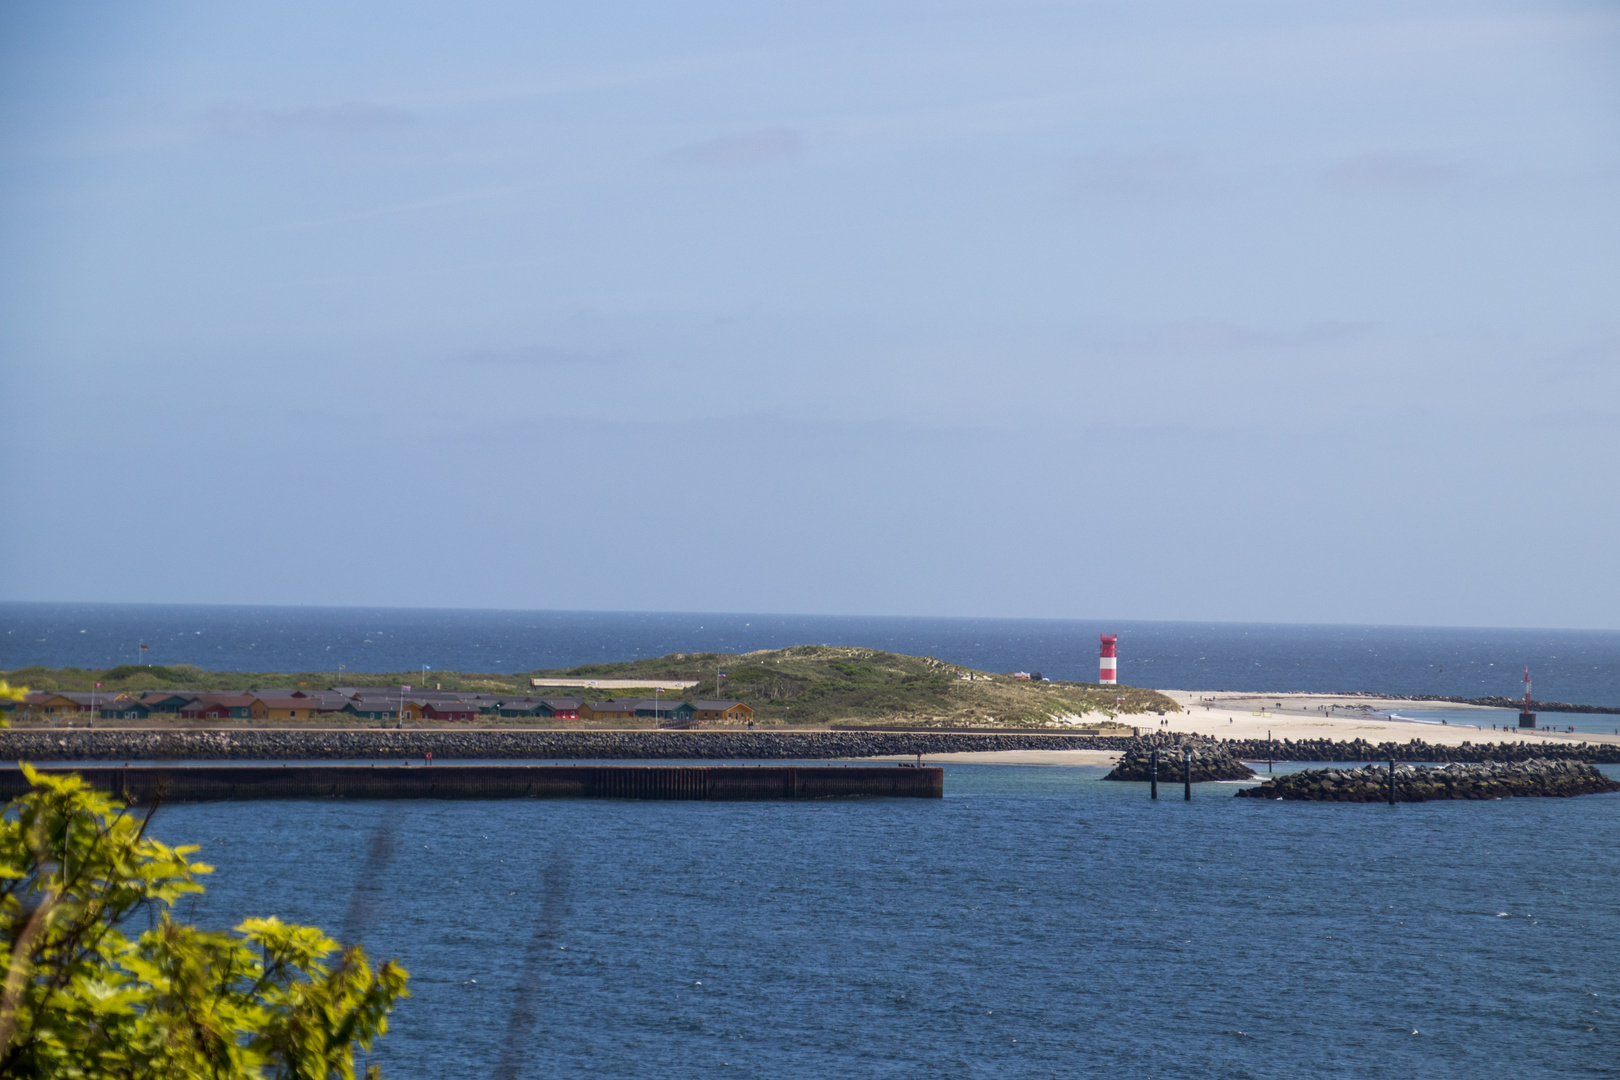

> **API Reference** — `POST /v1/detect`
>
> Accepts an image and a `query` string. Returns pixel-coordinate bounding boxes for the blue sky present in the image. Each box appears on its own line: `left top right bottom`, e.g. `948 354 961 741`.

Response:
1 0 1617 627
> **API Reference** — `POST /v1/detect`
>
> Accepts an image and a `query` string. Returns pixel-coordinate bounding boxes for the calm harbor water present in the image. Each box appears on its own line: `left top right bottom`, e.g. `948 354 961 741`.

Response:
157 763 1620 1079
5 602 1620 706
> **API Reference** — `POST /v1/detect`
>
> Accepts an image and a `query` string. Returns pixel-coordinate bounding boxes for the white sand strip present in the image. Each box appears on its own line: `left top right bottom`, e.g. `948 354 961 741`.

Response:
1154 690 1620 748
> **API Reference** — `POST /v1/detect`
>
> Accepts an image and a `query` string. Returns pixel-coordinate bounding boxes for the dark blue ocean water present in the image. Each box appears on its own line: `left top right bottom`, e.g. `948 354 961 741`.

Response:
4 602 1620 707
158 763 1620 1080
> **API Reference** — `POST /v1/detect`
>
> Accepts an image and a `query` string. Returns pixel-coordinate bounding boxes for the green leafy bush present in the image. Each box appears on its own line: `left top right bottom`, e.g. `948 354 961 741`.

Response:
0 766 408 1078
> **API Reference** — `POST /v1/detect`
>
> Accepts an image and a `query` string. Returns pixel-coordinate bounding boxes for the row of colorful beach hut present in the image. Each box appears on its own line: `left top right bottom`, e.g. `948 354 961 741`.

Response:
11 687 753 725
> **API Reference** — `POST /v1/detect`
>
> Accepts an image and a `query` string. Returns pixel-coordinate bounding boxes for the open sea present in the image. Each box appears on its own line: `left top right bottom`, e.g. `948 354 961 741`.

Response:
7 603 1620 1076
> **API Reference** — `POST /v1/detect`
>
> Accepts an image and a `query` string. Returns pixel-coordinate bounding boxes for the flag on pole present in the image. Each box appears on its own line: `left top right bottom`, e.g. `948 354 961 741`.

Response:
402 685 412 692
140 644 149 652
94 682 102 689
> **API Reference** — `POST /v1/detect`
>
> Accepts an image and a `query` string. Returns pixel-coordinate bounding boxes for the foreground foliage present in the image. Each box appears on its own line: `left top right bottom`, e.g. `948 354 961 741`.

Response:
0 766 408 1078
0 682 20 727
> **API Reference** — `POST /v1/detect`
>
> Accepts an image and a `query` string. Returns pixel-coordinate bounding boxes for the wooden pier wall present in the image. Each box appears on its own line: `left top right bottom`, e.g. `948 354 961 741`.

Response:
0 764 943 803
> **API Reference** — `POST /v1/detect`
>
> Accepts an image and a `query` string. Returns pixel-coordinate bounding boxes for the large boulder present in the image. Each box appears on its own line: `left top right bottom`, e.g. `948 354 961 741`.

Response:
1236 759 1620 801
1103 736 1257 782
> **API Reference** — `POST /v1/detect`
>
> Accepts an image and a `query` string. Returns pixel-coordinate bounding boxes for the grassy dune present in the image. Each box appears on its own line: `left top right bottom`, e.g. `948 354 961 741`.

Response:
4 646 1180 728
0 664 534 697
536 645 1179 728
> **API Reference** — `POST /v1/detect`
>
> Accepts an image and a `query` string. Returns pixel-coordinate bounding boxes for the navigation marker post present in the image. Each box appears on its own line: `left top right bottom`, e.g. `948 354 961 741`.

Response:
1518 666 1537 729
1183 749 1192 801
1150 749 1158 800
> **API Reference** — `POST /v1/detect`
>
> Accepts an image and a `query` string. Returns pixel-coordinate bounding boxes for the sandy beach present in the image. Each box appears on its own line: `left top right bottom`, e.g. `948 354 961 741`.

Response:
1155 690 1620 748
857 690 1620 767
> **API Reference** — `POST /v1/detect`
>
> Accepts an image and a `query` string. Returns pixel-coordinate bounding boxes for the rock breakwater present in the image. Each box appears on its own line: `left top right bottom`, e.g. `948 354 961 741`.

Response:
1235 759 1620 802
0 728 1122 762
1102 736 1256 782
6 727 1618 767
1382 694 1620 716
1217 736 1620 765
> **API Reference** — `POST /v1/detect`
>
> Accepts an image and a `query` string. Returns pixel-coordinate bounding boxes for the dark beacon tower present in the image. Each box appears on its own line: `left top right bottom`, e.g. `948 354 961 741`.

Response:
1518 665 1537 729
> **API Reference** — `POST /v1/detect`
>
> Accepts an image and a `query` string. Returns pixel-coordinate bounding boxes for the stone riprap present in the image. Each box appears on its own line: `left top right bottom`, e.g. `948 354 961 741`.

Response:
1235 759 1620 802
4 728 1619 766
1373 694 1620 716
0 728 1128 762
1102 737 1257 782
1216 736 1620 765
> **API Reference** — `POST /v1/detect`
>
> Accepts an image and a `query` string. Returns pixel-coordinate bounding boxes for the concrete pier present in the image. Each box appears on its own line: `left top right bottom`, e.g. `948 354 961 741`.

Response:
0 764 944 803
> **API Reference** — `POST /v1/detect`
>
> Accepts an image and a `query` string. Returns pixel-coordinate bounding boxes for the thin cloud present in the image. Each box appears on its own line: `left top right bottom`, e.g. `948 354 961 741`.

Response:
458 346 625 368
1124 319 1374 352
205 101 419 136
1528 408 1620 431
1072 151 1198 198
669 128 802 168
1326 152 1461 191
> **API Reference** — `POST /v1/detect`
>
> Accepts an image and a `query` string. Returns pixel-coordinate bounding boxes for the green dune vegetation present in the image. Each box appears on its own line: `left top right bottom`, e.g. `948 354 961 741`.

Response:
5 645 1179 728
0 663 529 696
539 645 1180 728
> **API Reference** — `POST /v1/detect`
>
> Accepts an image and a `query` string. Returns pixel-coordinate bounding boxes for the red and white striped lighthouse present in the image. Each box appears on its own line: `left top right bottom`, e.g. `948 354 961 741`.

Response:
1099 634 1118 685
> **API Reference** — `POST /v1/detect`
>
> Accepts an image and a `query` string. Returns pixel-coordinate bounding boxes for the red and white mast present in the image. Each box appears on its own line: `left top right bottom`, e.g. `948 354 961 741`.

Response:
1518 665 1537 728
1099 634 1118 685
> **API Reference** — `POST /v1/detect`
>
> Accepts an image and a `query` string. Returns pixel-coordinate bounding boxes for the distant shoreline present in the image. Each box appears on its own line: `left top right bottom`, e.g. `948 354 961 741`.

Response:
1183 689 1620 715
